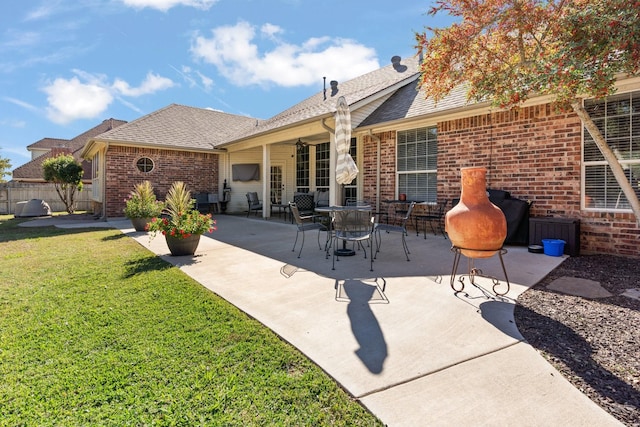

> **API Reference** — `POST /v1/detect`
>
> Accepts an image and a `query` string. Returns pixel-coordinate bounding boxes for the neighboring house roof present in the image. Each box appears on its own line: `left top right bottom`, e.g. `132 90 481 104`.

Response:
27 137 72 151
13 118 127 181
88 104 258 150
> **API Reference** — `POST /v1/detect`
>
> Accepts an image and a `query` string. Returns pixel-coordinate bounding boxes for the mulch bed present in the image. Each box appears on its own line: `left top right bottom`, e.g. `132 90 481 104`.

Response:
514 254 640 426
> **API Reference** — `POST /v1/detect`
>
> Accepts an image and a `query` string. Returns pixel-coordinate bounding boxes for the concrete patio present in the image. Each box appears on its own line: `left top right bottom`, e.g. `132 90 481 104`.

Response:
38 213 621 426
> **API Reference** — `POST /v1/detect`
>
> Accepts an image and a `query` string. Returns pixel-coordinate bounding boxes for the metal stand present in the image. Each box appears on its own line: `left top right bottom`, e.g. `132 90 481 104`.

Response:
449 246 510 296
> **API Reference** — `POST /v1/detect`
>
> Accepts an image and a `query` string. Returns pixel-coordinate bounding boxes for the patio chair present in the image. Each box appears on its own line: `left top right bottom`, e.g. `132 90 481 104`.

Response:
315 190 330 208
415 199 448 239
245 192 263 217
292 193 316 218
374 201 416 262
289 202 328 258
195 192 215 214
332 209 375 271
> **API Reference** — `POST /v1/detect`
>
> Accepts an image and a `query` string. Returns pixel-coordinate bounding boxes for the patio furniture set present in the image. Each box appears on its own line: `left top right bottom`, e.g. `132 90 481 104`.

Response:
290 200 433 272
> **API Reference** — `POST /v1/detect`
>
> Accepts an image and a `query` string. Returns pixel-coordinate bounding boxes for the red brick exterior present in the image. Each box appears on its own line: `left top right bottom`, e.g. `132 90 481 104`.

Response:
364 104 640 258
105 146 218 218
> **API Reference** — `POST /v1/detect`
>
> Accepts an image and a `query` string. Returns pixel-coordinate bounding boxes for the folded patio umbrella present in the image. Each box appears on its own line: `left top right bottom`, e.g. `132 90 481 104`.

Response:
335 96 359 185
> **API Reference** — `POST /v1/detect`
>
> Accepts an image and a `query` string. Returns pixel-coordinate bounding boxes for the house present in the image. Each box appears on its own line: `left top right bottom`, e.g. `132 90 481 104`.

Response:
81 57 640 257
80 104 257 218
13 118 127 184
1 119 126 214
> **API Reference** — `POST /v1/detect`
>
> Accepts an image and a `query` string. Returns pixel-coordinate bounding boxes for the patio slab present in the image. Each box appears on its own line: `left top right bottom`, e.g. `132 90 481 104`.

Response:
33 214 621 426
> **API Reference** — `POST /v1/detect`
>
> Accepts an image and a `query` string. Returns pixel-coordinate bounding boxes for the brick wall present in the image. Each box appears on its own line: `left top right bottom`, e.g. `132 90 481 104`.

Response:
105 146 218 218
366 104 639 257
362 131 397 205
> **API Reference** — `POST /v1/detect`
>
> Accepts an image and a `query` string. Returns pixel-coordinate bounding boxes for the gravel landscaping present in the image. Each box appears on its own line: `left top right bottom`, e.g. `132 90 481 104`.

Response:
514 254 640 426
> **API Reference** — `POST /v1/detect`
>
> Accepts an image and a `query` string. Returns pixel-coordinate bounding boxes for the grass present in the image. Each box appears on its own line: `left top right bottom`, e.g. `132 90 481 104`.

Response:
0 214 383 426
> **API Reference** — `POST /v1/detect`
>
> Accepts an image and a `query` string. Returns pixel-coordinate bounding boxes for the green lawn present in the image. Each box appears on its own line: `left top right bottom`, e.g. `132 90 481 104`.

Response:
0 215 383 426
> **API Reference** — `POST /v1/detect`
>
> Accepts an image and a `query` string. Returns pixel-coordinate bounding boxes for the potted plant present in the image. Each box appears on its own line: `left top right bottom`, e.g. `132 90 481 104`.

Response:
123 181 165 231
146 181 216 256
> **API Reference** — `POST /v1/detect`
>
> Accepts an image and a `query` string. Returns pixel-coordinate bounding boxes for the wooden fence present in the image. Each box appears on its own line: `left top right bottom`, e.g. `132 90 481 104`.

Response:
0 182 94 215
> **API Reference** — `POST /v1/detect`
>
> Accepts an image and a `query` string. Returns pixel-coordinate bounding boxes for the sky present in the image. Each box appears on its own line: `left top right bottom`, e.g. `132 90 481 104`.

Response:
1 0 454 179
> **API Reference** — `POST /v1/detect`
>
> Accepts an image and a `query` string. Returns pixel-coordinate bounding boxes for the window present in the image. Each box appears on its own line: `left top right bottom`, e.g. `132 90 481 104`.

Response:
315 142 330 191
397 126 438 202
136 157 154 173
296 145 310 193
343 138 358 202
583 91 640 211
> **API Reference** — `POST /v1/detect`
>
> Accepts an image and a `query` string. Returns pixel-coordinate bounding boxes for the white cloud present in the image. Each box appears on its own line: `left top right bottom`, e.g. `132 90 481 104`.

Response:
2 30 41 49
170 64 213 92
121 0 218 12
261 23 283 40
42 70 175 124
191 21 379 88
0 118 27 128
196 71 213 91
3 97 39 112
24 1 61 21
44 76 113 124
112 72 175 96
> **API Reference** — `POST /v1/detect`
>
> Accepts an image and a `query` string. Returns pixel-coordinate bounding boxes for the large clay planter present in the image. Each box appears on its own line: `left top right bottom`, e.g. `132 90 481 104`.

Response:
445 167 506 258
165 234 201 256
130 217 152 232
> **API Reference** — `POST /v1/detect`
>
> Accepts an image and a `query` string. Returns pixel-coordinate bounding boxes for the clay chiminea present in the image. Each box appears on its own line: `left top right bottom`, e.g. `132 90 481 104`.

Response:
445 167 506 258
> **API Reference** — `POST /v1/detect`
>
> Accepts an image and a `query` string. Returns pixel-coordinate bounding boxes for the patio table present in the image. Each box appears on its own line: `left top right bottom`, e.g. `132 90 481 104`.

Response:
315 205 373 257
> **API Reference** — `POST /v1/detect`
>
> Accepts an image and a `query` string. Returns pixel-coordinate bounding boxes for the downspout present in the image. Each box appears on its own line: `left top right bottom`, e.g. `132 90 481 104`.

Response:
101 143 109 220
321 118 334 133
369 130 381 213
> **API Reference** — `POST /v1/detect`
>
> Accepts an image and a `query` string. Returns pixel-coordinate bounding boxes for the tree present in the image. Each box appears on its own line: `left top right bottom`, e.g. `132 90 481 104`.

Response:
42 154 84 214
0 153 11 183
416 0 640 223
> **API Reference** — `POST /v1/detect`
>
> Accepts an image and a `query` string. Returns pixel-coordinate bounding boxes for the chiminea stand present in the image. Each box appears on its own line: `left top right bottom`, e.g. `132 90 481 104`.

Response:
449 246 510 296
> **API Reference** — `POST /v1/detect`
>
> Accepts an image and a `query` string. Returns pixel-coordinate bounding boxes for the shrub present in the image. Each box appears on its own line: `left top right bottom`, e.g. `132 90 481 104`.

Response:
123 181 165 219
146 182 216 239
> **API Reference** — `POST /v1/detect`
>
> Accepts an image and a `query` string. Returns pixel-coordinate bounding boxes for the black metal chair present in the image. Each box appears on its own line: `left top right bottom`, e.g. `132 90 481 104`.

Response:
195 192 216 214
245 192 263 217
415 199 448 238
292 193 316 219
289 202 328 258
332 209 375 271
374 201 416 261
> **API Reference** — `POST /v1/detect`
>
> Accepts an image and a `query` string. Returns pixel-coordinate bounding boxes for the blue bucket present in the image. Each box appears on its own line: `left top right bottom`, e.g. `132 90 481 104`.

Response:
542 239 565 257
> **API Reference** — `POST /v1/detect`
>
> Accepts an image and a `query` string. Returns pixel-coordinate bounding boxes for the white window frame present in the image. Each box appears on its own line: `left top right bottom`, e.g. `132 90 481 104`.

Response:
396 126 438 202
582 90 640 212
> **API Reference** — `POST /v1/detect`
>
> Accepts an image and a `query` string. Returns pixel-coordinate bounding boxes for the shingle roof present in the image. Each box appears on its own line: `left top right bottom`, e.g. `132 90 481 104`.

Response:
93 104 257 149
27 138 71 150
13 119 127 181
358 81 473 128
227 56 422 141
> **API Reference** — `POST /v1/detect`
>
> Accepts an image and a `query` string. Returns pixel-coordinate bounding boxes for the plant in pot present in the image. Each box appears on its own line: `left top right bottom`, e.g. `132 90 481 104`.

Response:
123 181 165 231
146 181 216 256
